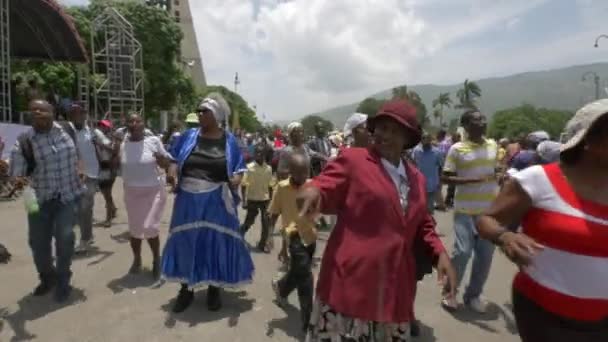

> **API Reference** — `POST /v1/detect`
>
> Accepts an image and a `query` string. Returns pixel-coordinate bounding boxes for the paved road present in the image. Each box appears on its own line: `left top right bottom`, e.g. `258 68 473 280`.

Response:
0 182 520 341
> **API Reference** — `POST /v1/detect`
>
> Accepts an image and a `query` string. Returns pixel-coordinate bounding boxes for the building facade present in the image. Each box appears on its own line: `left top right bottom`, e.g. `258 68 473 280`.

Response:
171 0 207 88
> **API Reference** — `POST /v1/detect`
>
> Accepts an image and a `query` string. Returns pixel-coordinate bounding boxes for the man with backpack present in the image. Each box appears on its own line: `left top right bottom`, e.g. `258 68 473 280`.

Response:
67 103 112 253
9 99 83 302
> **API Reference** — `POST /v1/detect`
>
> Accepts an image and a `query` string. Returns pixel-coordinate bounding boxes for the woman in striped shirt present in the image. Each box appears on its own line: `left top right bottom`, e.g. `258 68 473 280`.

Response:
477 99 608 341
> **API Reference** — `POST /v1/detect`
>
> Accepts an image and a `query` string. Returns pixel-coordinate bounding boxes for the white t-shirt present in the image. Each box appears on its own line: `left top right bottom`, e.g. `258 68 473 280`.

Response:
74 125 111 179
121 136 170 187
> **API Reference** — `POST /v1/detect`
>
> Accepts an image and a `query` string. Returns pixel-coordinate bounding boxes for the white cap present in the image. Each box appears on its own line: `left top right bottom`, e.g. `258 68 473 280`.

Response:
560 99 608 152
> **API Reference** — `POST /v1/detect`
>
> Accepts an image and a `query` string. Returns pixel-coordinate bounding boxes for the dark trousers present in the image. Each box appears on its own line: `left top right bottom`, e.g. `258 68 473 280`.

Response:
513 289 608 341
28 198 77 284
445 184 456 207
278 235 316 331
240 200 270 248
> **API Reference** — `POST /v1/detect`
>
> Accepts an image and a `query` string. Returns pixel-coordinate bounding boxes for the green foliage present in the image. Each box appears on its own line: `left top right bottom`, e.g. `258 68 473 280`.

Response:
456 79 481 110
391 86 430 128
356 97 384 116
300 115 334 137
432 92 452 127
488 104 573 139
11 61 77 111
198 85 261 132
447 118 459 134
63 1 195 122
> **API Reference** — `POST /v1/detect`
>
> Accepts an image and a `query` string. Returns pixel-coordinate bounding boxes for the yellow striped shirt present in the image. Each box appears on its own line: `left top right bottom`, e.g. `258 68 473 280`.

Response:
444 138 499 215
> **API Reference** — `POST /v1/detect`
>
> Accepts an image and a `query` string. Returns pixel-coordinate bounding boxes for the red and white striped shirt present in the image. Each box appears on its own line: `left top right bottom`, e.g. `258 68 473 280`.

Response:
512 163 608 322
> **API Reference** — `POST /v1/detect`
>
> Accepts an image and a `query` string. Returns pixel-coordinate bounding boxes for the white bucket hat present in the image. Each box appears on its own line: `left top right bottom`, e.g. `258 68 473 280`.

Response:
560 99 608 152
343 113 368 138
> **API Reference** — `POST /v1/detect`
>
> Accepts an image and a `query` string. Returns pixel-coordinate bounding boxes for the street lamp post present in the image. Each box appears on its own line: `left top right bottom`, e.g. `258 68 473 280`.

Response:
594 34 608 48
232 72 240 131
234 72 240 93
582 71 601 100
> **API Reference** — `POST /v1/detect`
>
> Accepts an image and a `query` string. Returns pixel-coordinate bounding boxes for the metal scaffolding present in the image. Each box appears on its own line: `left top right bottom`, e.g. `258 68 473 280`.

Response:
0 0 10 122
91 7 144 121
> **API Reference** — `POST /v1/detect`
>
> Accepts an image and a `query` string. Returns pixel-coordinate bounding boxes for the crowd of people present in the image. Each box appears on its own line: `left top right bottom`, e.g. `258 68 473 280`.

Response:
2 93 608 341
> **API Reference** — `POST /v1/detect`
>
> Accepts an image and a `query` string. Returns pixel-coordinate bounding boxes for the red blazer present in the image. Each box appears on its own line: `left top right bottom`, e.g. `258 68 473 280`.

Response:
311 147 445 323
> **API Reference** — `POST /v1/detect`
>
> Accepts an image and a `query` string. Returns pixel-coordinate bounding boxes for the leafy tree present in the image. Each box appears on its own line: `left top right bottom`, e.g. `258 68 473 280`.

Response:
391 86 430 128
198 85 261 132
356 97 384 116
300 115 334 137
432 92 452 127
456 79 481 110
391 86 409 100
488 104 572 139
34 0 197 123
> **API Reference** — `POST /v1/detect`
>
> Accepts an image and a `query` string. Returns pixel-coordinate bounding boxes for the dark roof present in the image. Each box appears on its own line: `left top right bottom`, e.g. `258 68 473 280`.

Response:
10 0 88 63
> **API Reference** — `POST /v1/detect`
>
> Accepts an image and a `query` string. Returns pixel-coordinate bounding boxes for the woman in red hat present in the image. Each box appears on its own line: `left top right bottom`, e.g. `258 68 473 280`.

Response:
298 99 456 341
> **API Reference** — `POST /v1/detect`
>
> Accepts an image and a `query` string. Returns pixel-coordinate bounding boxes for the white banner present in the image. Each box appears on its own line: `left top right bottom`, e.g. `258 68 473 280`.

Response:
1 123 30 160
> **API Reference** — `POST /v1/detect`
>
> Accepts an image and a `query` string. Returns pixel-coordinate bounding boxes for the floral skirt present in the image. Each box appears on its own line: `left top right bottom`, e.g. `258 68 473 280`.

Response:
307 299 410 342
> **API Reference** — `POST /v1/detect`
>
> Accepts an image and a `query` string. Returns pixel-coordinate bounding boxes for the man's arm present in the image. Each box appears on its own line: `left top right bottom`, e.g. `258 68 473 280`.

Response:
93 128 113 151
440 146 486 185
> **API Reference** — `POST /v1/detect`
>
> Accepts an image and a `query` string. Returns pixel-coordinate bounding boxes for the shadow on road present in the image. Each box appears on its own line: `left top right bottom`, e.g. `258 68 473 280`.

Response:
414 321 438 342
446 301 518 335
73 246 115 267
109 231 131 244
160 289 255 328
2 289 87 342
106 272 158 294
265 302 305 341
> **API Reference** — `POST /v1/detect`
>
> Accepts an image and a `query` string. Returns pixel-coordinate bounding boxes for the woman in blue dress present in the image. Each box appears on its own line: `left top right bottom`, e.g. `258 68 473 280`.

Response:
162 93 254 312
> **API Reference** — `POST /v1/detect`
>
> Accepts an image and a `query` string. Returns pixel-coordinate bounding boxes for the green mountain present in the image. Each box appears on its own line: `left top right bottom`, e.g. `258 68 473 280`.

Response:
308 63 608 127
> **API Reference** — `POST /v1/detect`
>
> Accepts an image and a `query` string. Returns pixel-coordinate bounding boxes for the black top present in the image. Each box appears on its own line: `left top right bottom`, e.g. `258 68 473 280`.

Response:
181 134 229 182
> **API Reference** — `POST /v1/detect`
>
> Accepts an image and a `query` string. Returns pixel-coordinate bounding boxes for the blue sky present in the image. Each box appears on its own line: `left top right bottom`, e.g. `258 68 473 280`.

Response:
60 0 608 121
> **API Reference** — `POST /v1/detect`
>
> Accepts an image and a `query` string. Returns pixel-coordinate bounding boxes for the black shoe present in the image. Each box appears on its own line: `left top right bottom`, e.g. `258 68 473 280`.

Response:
410 320 420 337
172 286 194 313
33 273 56 296
207 286 222 311
54 284 72 303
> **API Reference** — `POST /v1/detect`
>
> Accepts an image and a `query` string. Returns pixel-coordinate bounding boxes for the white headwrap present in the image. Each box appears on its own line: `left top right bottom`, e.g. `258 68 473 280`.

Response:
287 121 303 134
200 92 231 125
343 113 368 138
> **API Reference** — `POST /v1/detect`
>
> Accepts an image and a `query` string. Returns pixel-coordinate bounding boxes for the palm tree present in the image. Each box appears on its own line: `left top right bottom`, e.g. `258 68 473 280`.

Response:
455 79 481 110
432 92 452 127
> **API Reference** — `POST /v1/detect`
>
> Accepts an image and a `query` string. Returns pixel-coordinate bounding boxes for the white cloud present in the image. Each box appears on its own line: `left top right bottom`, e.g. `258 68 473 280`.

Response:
55 0 608 122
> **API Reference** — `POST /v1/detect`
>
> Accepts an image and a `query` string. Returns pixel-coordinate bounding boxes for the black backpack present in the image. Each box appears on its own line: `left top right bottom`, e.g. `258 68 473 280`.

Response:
18 122 77 176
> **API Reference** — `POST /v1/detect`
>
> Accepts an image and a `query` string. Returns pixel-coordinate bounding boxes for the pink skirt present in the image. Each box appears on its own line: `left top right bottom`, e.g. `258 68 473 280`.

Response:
123 184 167 239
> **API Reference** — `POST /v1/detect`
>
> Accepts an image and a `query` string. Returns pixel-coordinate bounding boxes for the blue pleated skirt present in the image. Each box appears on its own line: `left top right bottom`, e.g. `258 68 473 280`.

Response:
161 184 255 288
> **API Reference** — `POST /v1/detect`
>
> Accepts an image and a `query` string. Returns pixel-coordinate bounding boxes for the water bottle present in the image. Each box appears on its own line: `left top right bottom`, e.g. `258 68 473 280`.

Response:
23 186 39 214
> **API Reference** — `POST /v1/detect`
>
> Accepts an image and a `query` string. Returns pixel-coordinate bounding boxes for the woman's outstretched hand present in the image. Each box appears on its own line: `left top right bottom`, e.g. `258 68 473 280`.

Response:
437 252 457 299
296 186 321 221
498 232 544 267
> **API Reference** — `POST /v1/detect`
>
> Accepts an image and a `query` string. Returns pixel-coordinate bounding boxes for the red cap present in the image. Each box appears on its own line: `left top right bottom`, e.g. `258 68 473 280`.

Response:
99 120 113 129
369 99 421 149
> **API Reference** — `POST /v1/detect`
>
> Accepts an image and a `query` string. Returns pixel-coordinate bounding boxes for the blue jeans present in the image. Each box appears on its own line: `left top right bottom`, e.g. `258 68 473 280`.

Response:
450 213 495 302
28 198 77 280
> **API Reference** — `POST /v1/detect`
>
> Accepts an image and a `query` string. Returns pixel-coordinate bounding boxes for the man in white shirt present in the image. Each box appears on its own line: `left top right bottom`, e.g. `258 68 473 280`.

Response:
68 104 112 253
